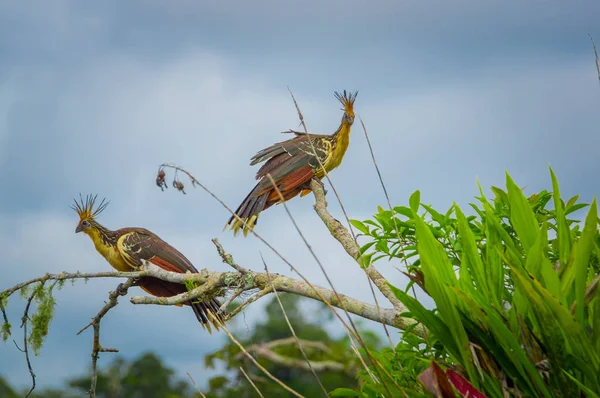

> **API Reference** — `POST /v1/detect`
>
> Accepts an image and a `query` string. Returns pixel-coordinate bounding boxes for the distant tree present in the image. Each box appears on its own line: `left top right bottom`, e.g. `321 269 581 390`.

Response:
0 376 19 398
19 353 201 398
204 294 382 397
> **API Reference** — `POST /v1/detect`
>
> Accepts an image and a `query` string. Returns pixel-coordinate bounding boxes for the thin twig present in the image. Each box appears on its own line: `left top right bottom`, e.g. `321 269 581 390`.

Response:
186 372 208 398
1 271 147 300
213 238 248 274
21 287 39 398
82 278 136 398
209 313 305 398
261 254 328 396
226 288 270 319
590 34 600 85
239 366 265 398
359 116 413 371
218 286 245 314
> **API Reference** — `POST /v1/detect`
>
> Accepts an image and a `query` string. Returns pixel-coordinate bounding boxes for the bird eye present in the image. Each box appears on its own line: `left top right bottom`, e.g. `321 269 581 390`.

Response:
81 220 88 226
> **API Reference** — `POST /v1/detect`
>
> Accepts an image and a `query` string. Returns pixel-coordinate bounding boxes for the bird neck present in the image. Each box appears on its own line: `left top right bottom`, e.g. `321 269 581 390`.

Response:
325 118 353 172
86 222 117 251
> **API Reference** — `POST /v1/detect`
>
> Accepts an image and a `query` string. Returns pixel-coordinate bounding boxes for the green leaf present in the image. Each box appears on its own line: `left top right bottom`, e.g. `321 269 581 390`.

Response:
421 204 445 226
393 206 414 218
565 203 590 216
388 283 460 358
329 388 364 397
563 371 600 398
409 190 421 213
359 241 376 255
573 197 598 324
510 264 600 392
506 172 539 253
350 220 369 234
550 167 572 268
411 212 478 384
455 204 489 299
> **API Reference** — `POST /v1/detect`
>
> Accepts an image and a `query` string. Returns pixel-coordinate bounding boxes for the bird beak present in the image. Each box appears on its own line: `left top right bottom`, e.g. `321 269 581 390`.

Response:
75 224 83 233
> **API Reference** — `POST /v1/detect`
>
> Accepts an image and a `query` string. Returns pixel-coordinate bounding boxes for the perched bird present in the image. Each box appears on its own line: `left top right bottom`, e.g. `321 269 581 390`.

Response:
72 195 224 333
227 90 358 236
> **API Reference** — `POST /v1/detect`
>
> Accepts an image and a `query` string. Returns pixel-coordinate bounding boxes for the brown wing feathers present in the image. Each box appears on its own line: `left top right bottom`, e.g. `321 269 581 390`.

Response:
120 229 224 332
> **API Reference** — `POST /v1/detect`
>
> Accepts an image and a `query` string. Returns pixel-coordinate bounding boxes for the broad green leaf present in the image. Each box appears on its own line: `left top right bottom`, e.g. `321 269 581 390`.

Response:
409 190 421 213
506 172 539 253
388 283 460 359
563 371 600 398
350 220 369 234
510 264 600 391
454 204 489 299
482 201 522 267
393 206 414 218
573 197 598 324
411 212 478 384
550 167 572 268
420 204 445 226
453 289 552 397
566 203 590 216
566 194 580 209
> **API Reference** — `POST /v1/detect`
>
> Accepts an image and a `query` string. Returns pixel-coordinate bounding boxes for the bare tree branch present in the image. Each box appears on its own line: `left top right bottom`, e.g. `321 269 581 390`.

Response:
244 340 357 377
21 288 39 398
2 256 424 336
78 278 136 398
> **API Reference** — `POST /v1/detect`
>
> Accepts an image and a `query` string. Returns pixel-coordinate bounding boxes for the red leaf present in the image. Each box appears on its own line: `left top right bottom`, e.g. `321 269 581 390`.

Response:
418 361 456 398
446 369 487 398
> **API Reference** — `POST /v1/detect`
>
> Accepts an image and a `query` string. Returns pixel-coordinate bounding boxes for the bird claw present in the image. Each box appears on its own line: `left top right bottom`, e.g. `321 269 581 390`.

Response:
116 283 129 296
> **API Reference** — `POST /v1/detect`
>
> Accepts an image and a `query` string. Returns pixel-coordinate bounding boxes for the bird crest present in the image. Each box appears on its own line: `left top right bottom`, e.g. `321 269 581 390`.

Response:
71 194 109 221
334 90 358 117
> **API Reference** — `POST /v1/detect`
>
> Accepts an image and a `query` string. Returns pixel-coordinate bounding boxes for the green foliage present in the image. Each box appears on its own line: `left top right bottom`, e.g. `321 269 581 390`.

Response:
350 168 600 397
28 283 57 355
0 376 19 398
7 352 202 398
204 294 380 397
0 293 10 341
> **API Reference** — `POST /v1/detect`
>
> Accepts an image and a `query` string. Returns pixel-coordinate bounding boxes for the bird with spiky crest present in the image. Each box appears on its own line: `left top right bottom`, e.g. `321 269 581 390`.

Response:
72 194 225 332
226 90 358 236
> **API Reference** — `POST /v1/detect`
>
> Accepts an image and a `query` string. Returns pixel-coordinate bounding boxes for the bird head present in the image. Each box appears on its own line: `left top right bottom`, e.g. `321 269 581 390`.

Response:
71 194 109 234
334 90 358 125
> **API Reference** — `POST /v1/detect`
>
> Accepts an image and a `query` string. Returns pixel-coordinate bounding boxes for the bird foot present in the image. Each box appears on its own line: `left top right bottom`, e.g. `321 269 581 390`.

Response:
116 283 130 296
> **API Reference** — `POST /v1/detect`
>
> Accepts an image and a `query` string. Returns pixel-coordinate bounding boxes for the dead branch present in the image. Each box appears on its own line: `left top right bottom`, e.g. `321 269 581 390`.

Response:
78 278 136 398
21 288 39 398
241 340 357 377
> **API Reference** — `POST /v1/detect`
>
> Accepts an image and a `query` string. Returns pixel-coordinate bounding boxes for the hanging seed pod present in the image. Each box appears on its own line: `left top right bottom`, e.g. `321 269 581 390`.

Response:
156 169 168 191
173 180 186 194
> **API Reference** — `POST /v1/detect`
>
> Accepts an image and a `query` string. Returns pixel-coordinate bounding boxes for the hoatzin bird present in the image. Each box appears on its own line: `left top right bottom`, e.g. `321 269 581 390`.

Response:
72 195 224 333
227 90 358 236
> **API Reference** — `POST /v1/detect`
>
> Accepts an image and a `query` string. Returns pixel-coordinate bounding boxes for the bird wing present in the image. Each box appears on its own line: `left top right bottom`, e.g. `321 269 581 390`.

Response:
116 228 198 274
252 134 331 195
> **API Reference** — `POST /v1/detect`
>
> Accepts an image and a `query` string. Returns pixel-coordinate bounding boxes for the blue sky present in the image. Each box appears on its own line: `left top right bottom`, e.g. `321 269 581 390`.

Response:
1 0 599 391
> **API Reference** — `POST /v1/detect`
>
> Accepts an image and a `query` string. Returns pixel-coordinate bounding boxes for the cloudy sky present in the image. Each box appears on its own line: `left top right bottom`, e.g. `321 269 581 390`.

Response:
1 0 599 392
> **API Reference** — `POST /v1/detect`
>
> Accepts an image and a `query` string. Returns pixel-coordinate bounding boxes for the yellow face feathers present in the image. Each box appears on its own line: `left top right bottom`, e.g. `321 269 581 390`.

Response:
71 194 109 233
334 90 358 118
